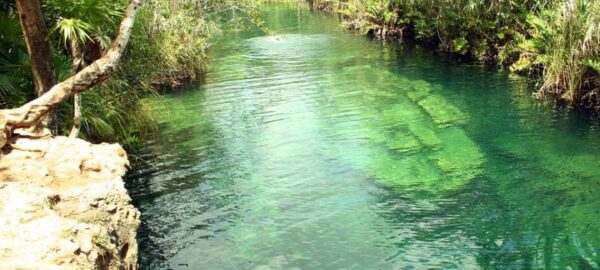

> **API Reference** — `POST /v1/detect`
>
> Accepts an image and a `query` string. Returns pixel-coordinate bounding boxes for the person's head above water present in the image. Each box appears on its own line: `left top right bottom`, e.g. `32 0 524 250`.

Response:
267 35 283 41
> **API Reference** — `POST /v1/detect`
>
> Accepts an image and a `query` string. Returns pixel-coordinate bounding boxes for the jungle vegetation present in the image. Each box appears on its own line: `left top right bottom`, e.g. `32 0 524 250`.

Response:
307 0 600 110
0 0 262 149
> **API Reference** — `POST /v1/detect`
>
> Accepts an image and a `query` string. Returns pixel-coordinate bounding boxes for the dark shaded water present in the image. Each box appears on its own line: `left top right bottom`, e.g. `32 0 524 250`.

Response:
127 4 600 269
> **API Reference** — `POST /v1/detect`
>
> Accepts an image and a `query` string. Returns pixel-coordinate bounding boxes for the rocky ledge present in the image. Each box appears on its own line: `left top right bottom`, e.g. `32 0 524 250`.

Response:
0 136 139 270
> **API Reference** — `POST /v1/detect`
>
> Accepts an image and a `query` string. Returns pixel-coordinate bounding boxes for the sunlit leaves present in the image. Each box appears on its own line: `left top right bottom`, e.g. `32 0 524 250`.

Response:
54 18 92 45
583 58 600 74
451 37 468 55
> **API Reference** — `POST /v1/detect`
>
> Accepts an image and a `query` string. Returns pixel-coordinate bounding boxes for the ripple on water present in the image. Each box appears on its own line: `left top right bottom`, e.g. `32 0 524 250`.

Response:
128 4 600 270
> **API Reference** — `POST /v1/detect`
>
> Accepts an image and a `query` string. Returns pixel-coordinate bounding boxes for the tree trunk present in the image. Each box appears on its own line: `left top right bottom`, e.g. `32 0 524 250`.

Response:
15 0 57 134
0 0 143 149
68 93 82 138
69 39 85 138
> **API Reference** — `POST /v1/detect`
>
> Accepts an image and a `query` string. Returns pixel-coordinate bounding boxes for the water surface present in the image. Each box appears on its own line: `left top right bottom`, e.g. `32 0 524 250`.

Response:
127 4 600 269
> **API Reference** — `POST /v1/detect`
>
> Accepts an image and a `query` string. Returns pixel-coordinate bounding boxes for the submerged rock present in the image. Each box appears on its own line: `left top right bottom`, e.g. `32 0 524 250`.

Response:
0 136 139 270
407 124 442 149
387 130 423 154
417 94 469 127
406 80 432 101
430 127 485 184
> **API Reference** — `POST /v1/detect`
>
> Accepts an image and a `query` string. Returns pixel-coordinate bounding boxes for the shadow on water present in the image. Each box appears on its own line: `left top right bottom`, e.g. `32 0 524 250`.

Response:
127 3 600 269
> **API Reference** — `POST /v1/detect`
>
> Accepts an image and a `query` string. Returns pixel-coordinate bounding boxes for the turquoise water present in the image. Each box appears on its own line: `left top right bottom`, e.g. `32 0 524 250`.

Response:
127 4 600 269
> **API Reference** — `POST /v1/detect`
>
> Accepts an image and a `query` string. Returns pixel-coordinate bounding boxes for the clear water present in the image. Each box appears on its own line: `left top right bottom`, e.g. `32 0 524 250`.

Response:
127 4 600 269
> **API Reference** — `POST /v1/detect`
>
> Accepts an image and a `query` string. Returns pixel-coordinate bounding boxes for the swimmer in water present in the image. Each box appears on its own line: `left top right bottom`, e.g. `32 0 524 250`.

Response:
267 35 282 41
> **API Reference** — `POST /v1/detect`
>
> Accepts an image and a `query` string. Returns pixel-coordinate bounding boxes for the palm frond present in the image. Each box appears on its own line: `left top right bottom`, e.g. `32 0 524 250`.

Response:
54 18 93 45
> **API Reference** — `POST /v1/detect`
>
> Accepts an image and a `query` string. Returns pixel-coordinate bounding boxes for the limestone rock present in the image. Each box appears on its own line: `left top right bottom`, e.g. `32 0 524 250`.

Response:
0 136 140 270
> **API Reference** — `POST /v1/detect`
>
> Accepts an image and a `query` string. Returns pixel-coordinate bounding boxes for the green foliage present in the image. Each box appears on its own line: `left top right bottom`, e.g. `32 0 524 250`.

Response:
41 0 149 146
1 0 262 150
0 14 32 107
45 0 123 49
533 0 600 100
452 37 468 55
583 58 600 74
54 18 93 44
309 0 600 106
315 0 549 60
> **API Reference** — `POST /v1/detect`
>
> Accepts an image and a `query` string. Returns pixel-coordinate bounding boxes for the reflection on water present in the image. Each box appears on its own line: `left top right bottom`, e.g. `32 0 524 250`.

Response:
127 3 600 269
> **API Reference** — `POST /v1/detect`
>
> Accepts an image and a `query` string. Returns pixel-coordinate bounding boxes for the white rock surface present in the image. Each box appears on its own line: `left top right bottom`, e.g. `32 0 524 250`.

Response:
0 136 140 270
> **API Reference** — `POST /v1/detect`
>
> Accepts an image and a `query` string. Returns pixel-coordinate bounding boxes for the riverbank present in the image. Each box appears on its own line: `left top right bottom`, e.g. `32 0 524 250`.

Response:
307 0 600 112
0 136 139 269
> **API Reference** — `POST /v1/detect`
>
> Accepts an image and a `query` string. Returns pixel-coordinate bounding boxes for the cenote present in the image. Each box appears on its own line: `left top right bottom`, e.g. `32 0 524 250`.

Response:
126 3 600 269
